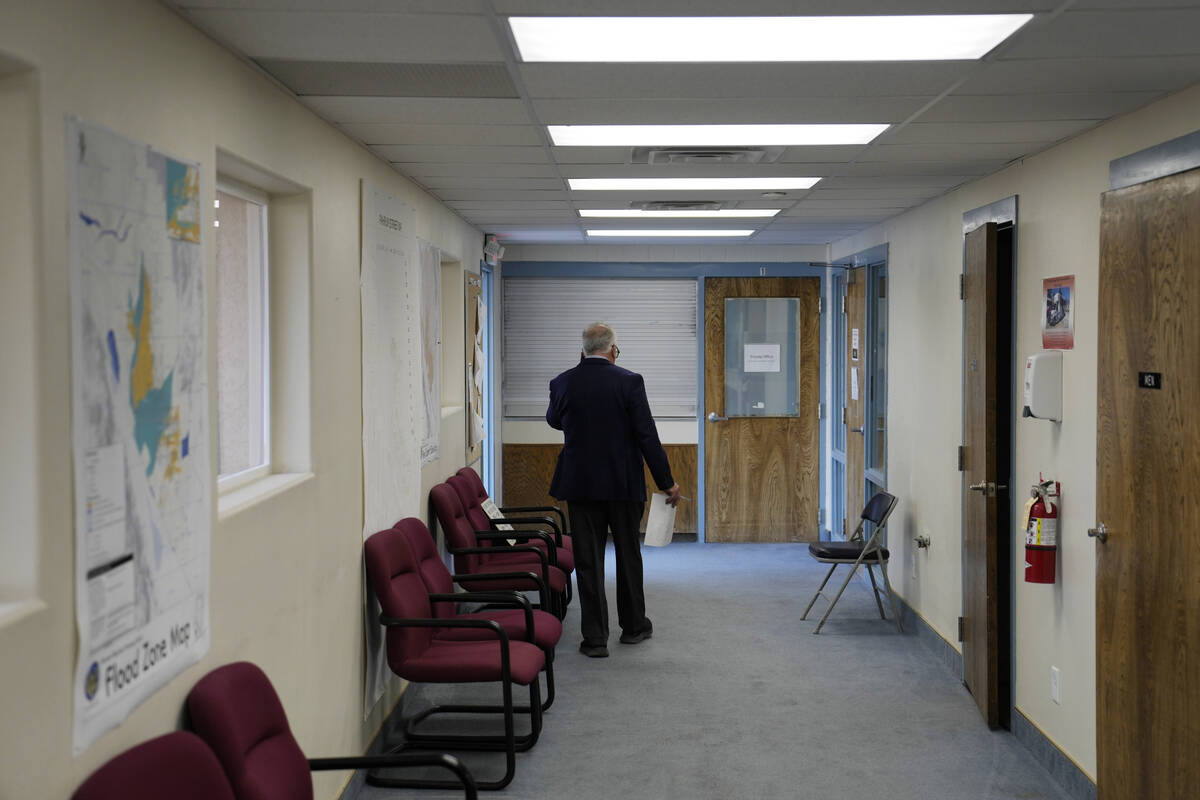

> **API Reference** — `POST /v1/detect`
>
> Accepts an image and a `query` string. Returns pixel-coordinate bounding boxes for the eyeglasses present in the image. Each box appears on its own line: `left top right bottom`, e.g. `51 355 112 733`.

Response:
612 345 620 360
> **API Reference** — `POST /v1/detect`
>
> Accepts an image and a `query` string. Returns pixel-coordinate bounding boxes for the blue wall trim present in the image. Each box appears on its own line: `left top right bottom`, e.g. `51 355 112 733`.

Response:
503 261 827 278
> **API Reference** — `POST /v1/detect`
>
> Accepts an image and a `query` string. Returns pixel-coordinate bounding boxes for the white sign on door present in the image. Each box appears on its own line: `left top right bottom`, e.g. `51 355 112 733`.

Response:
744 343 781 372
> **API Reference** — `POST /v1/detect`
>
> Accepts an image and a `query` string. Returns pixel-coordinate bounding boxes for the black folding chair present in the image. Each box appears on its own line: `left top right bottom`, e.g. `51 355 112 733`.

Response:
801 491 902 634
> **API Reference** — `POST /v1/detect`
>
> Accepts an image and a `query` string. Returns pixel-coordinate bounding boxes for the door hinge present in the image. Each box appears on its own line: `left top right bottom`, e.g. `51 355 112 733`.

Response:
817 296 824 314
957 446 965 471
818 508 825 528
841 295 847 314
957 616 965 642
818 401 826 419
842 407 848 425
959 274 965 300
878 275 886 299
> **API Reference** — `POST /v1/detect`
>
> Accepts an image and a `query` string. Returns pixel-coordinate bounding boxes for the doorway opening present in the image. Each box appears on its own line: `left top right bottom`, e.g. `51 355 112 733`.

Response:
995 221 1015 730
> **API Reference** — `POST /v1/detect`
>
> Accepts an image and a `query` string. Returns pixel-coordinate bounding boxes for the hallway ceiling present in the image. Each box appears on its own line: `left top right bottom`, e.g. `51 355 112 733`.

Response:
166 0 1200 246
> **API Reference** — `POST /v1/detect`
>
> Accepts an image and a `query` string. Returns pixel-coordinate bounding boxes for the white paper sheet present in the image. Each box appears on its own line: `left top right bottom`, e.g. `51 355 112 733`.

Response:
644 493 676 547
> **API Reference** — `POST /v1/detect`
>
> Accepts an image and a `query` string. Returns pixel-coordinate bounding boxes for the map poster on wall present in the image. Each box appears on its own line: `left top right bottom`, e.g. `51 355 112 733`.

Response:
360 180 420 714
1041 274 1075 350
67 117 211 754
418 240 442 465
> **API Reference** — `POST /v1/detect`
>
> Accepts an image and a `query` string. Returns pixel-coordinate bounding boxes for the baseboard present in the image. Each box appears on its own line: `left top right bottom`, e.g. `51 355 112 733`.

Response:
1011 709 1097 800
894 596 1096 800
895 595 963 679
337 693 409 800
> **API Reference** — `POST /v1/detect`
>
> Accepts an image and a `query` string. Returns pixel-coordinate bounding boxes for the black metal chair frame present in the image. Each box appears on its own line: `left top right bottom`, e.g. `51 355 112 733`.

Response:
370 600 543 791
800 492 903 634
309 752 477 799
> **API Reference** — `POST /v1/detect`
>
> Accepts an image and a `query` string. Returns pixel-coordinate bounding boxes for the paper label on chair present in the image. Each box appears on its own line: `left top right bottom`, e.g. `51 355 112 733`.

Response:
1025 517 1057 547
481 498 513 531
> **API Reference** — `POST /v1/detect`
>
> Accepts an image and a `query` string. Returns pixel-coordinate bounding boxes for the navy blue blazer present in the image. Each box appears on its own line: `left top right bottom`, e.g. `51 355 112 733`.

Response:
546 358 674 502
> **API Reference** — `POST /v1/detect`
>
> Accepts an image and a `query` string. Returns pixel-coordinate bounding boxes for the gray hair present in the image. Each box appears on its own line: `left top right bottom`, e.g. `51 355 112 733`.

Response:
582 322 617 355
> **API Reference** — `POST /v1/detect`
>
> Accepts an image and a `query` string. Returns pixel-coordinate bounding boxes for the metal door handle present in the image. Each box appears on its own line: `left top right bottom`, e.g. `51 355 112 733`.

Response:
850 426 865 434
707 411 728 423
968 482 1007 497
1087 522 1108 543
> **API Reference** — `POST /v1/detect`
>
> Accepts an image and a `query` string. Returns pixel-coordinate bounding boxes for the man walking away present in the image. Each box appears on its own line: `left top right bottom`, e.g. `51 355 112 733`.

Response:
547 322 681 658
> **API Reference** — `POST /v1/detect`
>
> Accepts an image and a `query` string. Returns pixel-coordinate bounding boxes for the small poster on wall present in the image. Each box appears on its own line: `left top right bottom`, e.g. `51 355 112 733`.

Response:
1041 274 1075 350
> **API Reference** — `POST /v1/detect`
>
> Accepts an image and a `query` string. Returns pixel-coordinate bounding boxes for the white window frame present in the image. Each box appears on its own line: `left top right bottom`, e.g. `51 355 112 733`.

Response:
215 177 272 493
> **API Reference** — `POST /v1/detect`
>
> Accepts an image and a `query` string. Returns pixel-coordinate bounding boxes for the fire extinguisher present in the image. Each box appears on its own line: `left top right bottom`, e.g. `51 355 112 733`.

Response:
1023 476 1059 584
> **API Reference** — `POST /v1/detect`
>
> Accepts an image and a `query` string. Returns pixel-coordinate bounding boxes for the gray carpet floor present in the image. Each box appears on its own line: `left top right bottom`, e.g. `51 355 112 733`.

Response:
360 542 1073 800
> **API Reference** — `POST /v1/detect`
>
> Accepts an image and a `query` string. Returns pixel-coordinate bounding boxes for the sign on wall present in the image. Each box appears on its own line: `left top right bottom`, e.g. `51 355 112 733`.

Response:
1041 274 1075 350
67 117 212 753
360 180 421 713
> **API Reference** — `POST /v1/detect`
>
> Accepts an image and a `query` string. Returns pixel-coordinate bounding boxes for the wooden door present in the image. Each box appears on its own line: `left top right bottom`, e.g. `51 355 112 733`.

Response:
704 277 820 541
962 222 1000 727
844 267 867 532
1096 168 1200 798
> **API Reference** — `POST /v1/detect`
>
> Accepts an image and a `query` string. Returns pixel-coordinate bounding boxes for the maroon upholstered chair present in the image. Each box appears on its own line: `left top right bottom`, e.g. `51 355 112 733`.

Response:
429 481 568 617
364 527 546 790
73 731 235 800
454 467 572 546
187 661 476 798
447 471 576 581
392 516 562 710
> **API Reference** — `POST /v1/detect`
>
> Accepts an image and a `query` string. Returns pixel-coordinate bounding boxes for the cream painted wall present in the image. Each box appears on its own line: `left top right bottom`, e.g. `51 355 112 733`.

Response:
0 2 482 798
831 81 1200 780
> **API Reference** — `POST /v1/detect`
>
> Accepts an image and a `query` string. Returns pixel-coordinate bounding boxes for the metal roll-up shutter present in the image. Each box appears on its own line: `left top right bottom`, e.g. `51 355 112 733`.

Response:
502 277 698 418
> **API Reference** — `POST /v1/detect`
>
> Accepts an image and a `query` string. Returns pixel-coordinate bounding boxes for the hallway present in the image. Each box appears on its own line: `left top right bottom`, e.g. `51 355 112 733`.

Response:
365 543 1073 800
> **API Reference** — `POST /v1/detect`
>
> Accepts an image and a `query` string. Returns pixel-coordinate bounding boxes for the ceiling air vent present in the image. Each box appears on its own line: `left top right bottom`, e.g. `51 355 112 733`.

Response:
633 201 724 211
630 146 784 165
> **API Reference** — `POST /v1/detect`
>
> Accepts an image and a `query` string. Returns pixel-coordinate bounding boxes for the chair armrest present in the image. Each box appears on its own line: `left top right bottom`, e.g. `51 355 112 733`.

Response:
455 544 549 567
378 614 508 643
474 531 557 565
489 515 562 544
428 592 535 638
450 571 547 597
308 753 478 799
500 505 566 533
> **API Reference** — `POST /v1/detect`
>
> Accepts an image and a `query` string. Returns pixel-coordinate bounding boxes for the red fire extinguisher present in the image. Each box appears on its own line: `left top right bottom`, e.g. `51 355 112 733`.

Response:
1024 476 1059 584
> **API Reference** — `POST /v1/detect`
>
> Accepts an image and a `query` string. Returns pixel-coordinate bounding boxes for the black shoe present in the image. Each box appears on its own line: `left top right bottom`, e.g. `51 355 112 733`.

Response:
619 621 653 644
579 641 609 658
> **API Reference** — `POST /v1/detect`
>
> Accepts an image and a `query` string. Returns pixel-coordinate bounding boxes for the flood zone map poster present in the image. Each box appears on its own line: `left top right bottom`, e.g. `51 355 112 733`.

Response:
67 117 211 753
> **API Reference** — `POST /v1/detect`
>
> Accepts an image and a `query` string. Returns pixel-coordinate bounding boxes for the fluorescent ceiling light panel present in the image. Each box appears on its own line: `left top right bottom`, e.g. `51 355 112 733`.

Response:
510 15 1033 62
587 229 756 238
580 209 781 218
549 124 888 147
569 178 820 191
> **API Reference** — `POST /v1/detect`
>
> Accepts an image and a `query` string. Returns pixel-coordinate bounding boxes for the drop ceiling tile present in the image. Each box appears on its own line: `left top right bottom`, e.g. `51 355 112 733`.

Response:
446 200 573 211
833 160 1010 177
550 147 636 164
860 142 1054 162
256 61 518 97
919 92 1162 123
496 1 1060 16
397 163 559 179
519 63 969 99
530 97 928 125
491 227 585 244
180 10 502 61
173 1 485 10
433 189 570 201
559 164 837 179
882 121 1098 145
807 187 944 202
416 176 565 191
340 123 542 146
782 207 903 220
373 145 548 163
300 97 531 125
816 175 974 190
778 146 874 163
960 56 1200 95
1002 10 1200 59
793 196 926 210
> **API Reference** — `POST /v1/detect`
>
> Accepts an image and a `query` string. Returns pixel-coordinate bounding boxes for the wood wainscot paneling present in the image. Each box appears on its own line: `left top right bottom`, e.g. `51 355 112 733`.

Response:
502 443 698 534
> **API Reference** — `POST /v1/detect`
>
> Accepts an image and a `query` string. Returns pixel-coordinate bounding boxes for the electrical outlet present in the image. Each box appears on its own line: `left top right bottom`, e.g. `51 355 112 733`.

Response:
1050 666 1061 704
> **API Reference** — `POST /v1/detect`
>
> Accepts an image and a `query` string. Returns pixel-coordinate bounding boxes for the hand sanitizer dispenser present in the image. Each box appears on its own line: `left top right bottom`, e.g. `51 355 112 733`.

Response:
1023 351 1063 422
